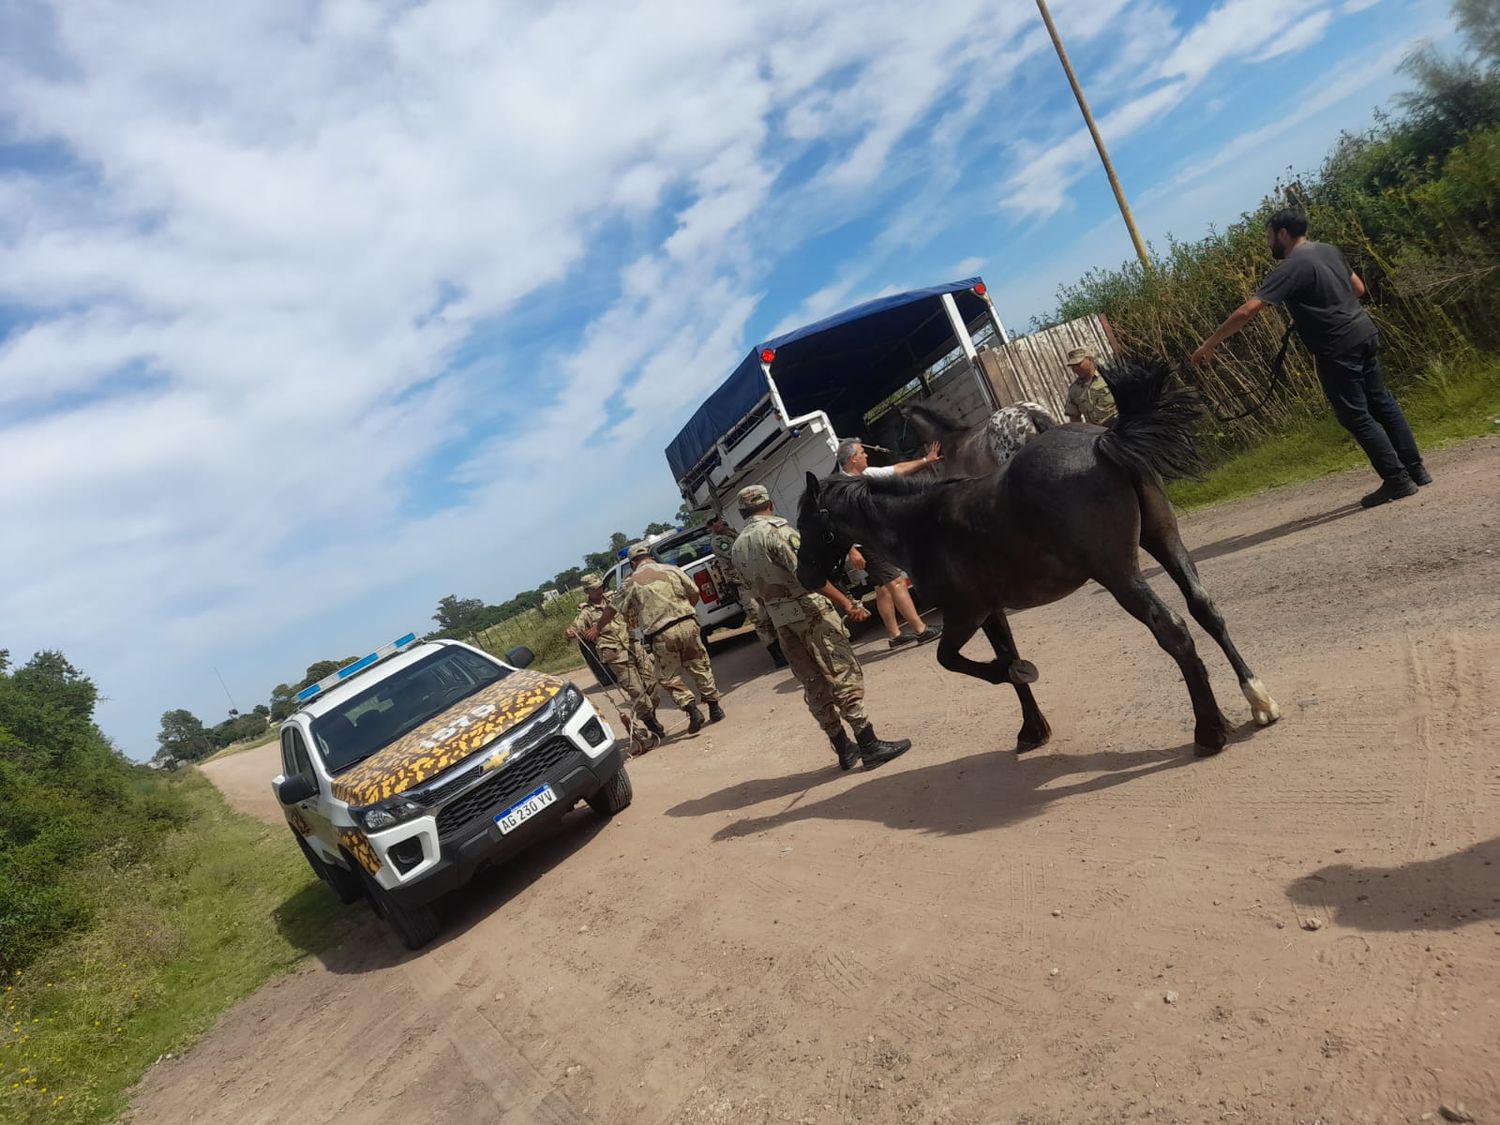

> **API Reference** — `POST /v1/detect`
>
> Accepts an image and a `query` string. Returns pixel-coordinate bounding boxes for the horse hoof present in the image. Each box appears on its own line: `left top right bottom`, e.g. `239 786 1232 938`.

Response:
1242 678 1282 727
1193 740 1227 758
1009 659 1039 684
1015 727 1051 754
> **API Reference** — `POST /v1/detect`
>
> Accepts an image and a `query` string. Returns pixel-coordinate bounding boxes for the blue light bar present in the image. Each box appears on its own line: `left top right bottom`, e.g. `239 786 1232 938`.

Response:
296 633 418 703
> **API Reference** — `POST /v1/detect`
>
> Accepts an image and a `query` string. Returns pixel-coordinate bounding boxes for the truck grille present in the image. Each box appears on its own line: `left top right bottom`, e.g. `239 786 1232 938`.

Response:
434 737 577 837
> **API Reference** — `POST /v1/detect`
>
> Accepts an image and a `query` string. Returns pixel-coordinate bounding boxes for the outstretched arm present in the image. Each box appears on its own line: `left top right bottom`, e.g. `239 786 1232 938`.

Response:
892 442 941 475
1191 296 1266 366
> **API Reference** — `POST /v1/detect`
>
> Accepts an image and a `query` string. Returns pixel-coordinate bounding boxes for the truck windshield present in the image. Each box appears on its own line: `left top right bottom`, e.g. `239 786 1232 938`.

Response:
309 648 510 776
655 534 713 567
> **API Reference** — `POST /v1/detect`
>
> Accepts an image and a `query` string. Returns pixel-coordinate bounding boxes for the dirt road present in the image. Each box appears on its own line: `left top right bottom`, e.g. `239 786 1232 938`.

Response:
135 441 1500 1125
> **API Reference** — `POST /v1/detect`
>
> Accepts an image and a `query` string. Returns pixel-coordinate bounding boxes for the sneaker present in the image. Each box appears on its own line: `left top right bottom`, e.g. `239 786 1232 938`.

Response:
915 624 943 645
1407 462 1433 486
1360 473 1419 509
887 634 917 649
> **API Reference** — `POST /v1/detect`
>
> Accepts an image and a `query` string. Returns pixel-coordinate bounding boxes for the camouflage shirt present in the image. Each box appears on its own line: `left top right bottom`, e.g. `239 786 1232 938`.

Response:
571 595 630 657
730 514 833 630
619 559 699 635
1065 374 1117 426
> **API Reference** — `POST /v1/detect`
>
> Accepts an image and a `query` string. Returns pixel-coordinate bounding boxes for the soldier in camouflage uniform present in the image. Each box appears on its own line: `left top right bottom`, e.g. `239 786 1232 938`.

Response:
596 542 724 734
1063 345 1117 426
708 515 788 669
730 483 911 772
566 573 665 740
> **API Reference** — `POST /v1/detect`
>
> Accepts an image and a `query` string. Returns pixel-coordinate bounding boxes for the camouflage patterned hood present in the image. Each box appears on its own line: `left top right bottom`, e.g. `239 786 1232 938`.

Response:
330 671 564 807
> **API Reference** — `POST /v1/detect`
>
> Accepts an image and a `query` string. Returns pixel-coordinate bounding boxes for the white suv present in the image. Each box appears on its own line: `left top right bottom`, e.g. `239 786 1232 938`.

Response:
272 636 631 948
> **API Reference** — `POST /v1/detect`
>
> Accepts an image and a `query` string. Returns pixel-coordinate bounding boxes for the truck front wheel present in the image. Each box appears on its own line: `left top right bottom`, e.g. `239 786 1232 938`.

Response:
294 832 363 904
354 862 441 950
586 767 633 818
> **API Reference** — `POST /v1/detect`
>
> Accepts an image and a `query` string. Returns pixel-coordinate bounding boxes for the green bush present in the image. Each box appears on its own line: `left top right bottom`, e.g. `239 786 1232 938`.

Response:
0 653 187 977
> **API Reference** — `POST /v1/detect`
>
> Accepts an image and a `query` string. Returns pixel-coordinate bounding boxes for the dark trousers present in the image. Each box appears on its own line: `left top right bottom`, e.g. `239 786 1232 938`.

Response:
1314 339 1422 481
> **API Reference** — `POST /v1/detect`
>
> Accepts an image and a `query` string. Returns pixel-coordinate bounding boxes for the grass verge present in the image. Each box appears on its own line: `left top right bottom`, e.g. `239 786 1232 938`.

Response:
0 772 356 1125
1169 358 1500 510
472 589 588 676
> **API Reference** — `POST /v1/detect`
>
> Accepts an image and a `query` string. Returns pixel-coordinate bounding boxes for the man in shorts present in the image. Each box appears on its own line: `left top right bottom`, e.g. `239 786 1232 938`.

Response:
833 437 943 650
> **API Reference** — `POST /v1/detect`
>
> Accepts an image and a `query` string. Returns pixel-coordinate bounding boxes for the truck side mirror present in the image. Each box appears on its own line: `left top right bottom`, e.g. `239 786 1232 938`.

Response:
506 646 535 669
276 774 317 805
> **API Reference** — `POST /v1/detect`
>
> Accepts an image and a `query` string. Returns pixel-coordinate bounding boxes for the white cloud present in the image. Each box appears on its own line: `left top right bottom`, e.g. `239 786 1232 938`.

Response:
0 0 1438 758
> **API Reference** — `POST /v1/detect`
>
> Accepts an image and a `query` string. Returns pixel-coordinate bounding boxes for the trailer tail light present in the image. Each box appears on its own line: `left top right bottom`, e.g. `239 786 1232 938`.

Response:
760 348 775 364
694 569 719 605
973 282 987 296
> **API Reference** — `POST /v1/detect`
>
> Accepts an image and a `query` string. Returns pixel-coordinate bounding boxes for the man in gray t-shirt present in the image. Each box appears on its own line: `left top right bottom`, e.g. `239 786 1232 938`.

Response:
1191 207 1429 509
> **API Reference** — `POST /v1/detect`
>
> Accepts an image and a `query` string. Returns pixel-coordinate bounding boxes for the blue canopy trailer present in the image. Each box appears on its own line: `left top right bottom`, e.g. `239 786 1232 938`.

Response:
665 278 1012 529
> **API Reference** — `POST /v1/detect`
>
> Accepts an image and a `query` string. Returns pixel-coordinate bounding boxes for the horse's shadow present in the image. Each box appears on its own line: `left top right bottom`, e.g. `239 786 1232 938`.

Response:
669 739 1206 840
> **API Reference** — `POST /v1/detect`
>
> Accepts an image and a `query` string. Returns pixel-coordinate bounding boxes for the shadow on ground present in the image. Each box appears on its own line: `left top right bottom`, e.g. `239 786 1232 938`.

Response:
275 805 614 973
1286 837 1500 932
667 733 1253 840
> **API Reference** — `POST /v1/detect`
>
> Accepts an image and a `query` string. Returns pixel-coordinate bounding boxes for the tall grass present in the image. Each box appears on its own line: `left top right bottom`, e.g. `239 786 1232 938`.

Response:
1043 41 1500 465
0 773 354 1125
470 589 588 675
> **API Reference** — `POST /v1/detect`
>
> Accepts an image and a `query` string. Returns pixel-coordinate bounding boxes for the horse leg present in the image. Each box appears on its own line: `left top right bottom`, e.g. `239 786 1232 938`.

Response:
933 611 1010 685
1138 484 1281 727
1097 570 1235 756
981 613 1052 752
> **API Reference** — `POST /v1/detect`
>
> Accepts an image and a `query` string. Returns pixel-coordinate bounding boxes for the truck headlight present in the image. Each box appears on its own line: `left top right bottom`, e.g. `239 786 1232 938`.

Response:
556 683 585 723
355 797 425 831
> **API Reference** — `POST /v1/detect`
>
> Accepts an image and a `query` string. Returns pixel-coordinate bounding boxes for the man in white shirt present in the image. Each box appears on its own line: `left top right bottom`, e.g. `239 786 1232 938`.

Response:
833 438 943 649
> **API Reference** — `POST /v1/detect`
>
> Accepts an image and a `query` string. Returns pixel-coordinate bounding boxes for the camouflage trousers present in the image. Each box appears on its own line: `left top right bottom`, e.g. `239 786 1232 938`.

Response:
648 618 721 709
598 644 660 723
775 608 869 738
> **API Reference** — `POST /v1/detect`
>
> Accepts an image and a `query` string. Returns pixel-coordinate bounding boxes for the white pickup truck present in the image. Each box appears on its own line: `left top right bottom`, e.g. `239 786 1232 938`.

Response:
272 634 630 949
601 525 744 635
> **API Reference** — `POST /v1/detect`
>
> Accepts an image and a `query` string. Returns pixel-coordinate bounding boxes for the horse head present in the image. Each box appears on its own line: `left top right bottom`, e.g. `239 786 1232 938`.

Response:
901 402 965 453
795 472 855 592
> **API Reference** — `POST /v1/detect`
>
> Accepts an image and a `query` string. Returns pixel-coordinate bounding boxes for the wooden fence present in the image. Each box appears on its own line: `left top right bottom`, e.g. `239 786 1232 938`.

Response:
977 314 1118 420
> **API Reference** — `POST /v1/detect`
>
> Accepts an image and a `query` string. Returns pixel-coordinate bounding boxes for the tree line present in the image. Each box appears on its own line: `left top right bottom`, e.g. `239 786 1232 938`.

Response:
154 505 705 761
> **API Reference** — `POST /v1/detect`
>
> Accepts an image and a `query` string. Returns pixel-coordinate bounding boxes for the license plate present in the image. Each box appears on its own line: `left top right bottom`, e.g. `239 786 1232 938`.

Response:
495 784 557 834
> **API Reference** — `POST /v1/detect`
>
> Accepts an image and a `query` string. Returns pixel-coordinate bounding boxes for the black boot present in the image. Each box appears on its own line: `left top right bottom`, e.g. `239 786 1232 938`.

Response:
768 640 789 669
643 712 665 738
685 705 705 734
707 701 725 724
1360 471 1419 509
1407 461 1433 486
854 724 911 769
829 729 860 772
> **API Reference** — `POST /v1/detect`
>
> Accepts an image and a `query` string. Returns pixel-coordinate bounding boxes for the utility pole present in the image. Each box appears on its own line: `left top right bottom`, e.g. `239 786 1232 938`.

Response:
1034 0 1153 273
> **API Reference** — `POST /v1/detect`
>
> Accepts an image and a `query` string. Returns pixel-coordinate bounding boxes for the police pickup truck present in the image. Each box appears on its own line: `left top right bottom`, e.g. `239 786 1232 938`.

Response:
272 634 630 948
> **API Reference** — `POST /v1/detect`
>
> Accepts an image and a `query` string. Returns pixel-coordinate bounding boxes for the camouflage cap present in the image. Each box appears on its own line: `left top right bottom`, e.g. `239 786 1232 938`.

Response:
1065 345 1095 366
736 483 772 509
627 542 653 560
581 571 603 590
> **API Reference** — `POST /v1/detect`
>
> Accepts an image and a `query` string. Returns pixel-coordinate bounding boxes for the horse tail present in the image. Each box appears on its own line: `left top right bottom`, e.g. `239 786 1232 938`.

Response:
1095 361 1205 483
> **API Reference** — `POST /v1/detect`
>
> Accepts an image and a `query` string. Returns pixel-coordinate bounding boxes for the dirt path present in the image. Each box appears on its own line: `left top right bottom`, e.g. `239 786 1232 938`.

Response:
140 442 1500 1125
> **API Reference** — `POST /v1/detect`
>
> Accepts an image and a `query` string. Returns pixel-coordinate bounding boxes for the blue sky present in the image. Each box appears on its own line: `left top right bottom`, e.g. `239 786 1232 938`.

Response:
0 0 1459 759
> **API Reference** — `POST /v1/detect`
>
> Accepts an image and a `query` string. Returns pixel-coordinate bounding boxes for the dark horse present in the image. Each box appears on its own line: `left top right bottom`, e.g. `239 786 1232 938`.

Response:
796 363 1280 756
